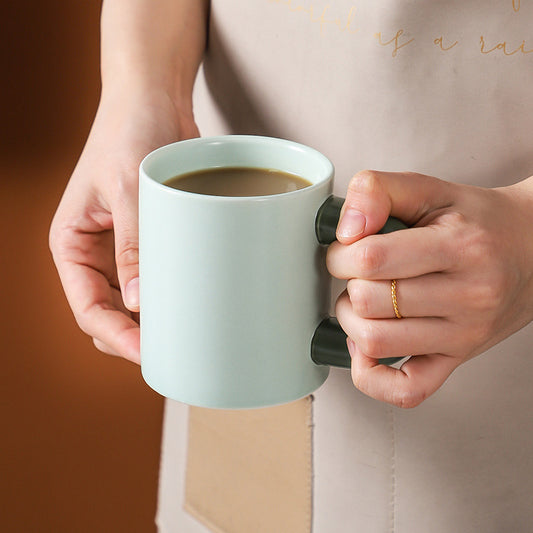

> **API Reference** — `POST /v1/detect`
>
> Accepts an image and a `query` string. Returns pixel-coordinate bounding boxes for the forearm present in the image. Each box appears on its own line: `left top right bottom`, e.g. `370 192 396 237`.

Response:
100 0 209 112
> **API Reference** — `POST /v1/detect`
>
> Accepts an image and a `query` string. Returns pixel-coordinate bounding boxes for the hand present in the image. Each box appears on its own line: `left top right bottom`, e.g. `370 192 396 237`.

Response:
327 170 533 407
49 90 199 363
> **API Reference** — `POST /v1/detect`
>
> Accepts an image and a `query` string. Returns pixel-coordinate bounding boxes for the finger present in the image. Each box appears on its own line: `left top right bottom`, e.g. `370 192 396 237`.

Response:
336 170 392 243
336 170 455 245
111 176 140 312
348 338 459 408
327 223 456 280
93 337 120 356
57 259 141 364
336 291 463 358
346 273 459 319
86 305 140 364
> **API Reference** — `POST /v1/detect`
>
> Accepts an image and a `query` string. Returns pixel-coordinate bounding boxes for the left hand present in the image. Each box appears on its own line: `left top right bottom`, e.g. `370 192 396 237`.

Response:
326 170 533 408
49 90 199 363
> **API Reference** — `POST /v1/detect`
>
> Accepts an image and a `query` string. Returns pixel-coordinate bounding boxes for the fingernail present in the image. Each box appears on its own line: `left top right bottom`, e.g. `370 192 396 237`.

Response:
337 208 366 239
125 277 140 310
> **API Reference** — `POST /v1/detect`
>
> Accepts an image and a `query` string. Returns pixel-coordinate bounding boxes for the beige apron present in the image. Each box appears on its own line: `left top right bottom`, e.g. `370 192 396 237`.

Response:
157 2 533 532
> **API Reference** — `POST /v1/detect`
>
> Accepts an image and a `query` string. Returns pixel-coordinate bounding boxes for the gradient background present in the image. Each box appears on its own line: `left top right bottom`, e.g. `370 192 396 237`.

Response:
1 2 164 531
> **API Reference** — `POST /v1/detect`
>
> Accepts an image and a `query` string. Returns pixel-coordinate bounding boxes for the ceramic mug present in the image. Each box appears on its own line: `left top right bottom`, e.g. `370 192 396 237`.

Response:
139 135 404 409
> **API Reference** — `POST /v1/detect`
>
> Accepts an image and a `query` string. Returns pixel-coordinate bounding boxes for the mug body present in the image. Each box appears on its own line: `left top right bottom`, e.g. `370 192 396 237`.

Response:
139 136 333 408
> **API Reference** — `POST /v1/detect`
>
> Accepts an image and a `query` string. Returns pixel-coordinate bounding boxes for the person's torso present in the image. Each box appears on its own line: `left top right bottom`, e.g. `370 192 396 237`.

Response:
158 3 533 532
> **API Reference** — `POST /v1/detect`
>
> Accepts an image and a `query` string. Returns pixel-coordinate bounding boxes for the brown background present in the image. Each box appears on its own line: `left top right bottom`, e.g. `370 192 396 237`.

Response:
1 2 164 531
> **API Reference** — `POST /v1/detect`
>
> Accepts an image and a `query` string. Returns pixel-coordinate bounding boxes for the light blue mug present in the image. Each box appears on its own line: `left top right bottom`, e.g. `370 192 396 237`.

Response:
139 136 404 409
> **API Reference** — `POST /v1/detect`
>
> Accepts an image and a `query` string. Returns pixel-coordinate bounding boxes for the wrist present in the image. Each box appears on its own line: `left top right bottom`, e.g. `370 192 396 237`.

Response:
502 176 533 309
92 85 199 155
99 79 194 124
101 59 195 111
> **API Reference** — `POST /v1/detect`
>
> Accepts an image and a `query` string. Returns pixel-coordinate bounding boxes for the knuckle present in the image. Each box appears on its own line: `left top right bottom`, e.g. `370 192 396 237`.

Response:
465 271 507 317
48 221 59 254
48 218 69 259
93 337 115 356
351 365 366 392
347 280 372 317
74 312 92 337
391 386 427 409
468 239 492 267
334 291 353 329
74 300 112 338
348 170 381 196
357 322 385 358
116 240 139 269
326 242 343 277
465 320 492 349
93 337 107 352
453 219 492 266
469 282 500 314
355 242 386 277
485 272 507 306
439 212 474 267
441 210 468 230
113 169 139 198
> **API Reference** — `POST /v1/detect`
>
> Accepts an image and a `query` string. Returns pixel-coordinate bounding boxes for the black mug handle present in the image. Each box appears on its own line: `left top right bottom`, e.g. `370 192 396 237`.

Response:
311 196 407 368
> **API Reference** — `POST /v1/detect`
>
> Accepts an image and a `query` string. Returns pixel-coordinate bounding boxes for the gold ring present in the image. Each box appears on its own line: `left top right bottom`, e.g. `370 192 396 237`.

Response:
391 279 402 319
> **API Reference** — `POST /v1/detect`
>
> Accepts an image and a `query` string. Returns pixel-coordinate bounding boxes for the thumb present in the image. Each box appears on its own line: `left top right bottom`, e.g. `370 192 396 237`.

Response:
336 170 454 245
113 187 140 313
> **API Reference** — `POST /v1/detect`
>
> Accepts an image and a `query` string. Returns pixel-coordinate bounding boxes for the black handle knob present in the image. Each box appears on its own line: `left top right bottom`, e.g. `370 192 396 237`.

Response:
312 196 408 368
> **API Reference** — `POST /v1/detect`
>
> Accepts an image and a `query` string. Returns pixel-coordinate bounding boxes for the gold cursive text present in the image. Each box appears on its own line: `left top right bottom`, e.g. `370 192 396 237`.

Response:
480 35 533 55
433 36 459 51
374 30 414 57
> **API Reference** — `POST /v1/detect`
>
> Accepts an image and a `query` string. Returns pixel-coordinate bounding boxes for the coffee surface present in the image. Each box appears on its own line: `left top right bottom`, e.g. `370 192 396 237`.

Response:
163 167 311 197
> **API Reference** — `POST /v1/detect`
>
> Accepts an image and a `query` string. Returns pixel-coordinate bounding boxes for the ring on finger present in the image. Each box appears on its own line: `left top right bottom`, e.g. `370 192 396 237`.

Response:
391 279 403 319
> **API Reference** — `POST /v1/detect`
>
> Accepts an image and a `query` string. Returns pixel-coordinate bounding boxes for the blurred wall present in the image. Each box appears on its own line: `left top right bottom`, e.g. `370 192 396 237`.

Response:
1 2 165 532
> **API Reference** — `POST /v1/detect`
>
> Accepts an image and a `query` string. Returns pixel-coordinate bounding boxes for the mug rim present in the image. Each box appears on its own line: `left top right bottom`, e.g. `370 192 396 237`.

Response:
139 135 335 202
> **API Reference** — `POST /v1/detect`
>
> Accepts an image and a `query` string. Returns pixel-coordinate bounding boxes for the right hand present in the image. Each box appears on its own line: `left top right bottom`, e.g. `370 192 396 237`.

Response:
49 89 199 363
327 170 533 407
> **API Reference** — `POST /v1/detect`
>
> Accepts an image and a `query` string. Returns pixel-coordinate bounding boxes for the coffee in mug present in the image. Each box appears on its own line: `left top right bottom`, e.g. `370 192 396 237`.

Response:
163 167 312 197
